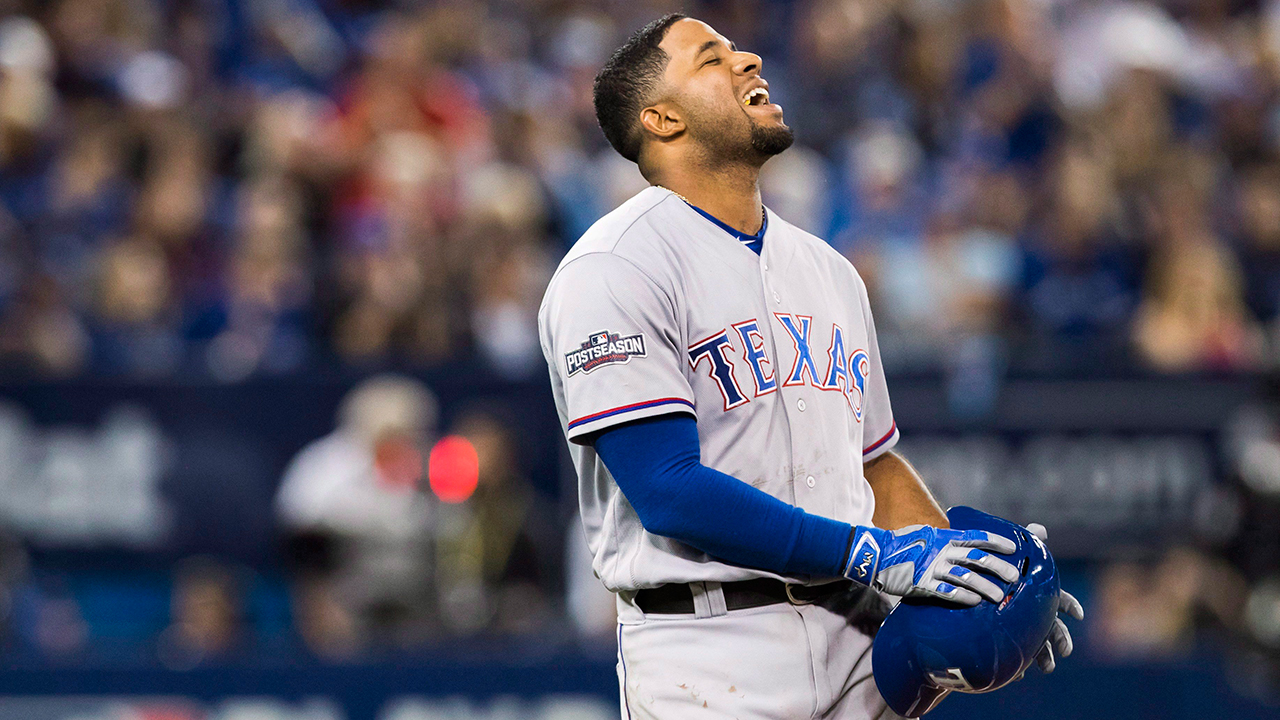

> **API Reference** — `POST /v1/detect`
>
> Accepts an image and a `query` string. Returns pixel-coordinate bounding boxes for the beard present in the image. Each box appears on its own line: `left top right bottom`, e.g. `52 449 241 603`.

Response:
686 99 795 166
750 121 794 157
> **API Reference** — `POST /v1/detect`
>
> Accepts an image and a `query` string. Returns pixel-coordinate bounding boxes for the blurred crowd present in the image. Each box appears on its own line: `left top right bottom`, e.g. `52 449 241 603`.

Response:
274 375 562 656
0 374 572 661
1 0 1280 381
2 0 1280 694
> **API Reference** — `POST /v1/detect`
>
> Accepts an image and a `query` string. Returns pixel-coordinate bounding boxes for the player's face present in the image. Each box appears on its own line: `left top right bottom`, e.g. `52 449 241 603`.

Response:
657 19 793 162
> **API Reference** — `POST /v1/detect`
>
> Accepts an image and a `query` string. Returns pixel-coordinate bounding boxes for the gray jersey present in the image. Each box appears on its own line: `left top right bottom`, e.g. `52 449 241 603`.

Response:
539 186 898 593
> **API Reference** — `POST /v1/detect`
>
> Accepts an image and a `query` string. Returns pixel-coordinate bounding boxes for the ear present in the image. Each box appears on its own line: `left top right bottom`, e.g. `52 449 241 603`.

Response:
639 102 684 141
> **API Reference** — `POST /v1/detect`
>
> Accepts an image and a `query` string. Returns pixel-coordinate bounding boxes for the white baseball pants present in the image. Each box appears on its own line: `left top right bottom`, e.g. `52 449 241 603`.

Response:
614 582 906 719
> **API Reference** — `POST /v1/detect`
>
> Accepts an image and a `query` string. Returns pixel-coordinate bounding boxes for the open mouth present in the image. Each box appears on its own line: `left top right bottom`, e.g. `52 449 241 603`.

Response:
743 87 770 106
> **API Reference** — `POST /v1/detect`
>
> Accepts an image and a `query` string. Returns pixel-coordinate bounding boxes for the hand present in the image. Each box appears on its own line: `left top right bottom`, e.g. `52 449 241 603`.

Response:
1024 523 1084 675
844 524 1020 607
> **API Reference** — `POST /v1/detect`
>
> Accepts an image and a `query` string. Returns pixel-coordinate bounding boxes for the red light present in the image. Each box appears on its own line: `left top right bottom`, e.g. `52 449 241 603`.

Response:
428 435 480 503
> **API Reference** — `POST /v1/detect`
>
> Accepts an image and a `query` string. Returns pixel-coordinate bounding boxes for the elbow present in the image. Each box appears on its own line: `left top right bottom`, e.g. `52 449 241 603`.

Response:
629 459 701 541
638 511 680 541
634 502 691 543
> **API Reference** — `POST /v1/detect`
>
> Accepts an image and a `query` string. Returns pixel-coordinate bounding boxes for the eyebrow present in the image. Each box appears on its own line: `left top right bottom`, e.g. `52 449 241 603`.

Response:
695 38 737 58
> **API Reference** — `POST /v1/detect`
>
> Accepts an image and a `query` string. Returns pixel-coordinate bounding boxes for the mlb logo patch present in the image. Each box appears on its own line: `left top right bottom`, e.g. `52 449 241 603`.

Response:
565 330 647 376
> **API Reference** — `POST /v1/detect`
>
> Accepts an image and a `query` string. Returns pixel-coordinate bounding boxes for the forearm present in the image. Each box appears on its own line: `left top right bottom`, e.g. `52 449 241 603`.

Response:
864 450 948 529
638 460 852 577
593 415 854 577
594 418 1015 606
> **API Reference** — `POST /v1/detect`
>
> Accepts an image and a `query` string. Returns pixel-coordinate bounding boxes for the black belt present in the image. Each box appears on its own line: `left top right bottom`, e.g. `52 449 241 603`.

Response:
634 578 853 614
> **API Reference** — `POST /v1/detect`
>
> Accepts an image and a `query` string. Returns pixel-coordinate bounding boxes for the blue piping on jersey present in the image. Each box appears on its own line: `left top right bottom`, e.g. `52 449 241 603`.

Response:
679 199 767 255
863 420 898 456
619 624 633 719
568 397 696 431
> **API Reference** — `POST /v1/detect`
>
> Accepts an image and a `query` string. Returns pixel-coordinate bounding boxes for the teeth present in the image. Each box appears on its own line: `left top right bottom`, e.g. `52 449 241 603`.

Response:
744 88 769 106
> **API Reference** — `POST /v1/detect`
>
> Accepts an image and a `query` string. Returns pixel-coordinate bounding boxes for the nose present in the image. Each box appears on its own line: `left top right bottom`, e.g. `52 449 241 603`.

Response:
733 51 762 77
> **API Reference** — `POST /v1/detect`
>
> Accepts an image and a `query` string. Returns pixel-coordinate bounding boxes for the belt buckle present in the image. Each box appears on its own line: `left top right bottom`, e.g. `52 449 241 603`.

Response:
784 583 814 606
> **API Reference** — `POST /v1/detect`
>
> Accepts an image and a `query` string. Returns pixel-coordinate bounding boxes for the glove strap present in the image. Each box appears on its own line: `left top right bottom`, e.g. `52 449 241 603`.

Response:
843 526 883 585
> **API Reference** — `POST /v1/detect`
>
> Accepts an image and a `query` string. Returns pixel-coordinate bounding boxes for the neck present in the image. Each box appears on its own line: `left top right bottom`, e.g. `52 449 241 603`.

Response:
651 158 764 235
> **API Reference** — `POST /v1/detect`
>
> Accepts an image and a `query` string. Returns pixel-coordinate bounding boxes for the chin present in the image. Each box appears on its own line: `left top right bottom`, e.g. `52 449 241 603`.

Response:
750 122 795 157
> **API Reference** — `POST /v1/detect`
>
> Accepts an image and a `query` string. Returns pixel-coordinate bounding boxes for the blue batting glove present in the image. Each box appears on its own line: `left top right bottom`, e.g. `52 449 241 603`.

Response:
843 524 1020 606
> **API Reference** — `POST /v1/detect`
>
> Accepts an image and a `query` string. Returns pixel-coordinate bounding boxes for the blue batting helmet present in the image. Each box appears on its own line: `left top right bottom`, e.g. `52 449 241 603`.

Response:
871 506 1061 717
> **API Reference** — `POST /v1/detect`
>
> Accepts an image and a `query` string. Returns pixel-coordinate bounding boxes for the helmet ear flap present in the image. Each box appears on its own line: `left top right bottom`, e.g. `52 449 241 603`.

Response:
871 507 1061 717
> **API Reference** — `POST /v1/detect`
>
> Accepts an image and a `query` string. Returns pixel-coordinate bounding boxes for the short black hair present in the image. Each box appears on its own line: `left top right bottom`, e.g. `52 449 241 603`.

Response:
593 13 687 163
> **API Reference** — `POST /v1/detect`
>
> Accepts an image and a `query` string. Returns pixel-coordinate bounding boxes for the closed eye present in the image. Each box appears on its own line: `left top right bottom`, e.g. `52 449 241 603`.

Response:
702 57 720 67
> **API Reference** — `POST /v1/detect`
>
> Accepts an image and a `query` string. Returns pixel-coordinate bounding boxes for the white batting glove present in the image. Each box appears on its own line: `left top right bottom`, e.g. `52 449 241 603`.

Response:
1024 523 1085 674
844 524 1021 607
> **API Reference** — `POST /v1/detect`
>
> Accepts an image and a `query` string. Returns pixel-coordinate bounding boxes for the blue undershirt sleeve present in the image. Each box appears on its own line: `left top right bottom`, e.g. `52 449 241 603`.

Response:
591 414 856 578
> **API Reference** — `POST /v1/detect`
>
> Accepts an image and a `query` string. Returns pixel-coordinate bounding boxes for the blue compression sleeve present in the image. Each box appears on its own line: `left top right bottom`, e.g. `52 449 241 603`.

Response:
592 414 855 577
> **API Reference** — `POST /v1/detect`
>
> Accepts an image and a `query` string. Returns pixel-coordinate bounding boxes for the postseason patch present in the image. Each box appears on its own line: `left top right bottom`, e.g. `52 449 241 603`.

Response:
566 330 647 376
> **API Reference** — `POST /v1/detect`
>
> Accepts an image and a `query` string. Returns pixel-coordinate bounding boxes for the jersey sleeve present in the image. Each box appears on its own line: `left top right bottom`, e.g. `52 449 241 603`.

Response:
856 276 899 460
540 253 695 444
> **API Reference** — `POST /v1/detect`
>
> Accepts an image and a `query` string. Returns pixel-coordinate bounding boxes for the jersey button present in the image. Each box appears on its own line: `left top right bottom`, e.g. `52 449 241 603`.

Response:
806 476 816 488
762 261 769 270
772 291 781 304
797 399 806 411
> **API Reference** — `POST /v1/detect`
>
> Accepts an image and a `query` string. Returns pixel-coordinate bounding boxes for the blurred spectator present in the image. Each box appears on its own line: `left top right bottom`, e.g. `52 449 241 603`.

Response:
91 237 182 376
433 408 558 635
275 374 438 656
0 528 28 648
874 212 1019 362
158 556 246 668
1094 548 1247 659
467 223 554 380
1017 138 1141 366
12 575 86 656
201 176 313 381
1239 163 1280 326
1133 238 1264 372
830 121 929 261
0 14 55 167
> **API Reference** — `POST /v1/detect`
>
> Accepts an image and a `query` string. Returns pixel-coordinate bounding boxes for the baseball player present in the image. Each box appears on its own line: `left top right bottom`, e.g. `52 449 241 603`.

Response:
539 14 1080 719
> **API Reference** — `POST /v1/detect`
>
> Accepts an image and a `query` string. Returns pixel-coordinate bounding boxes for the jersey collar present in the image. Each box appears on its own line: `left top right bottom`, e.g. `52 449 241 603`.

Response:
675 196 768 253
